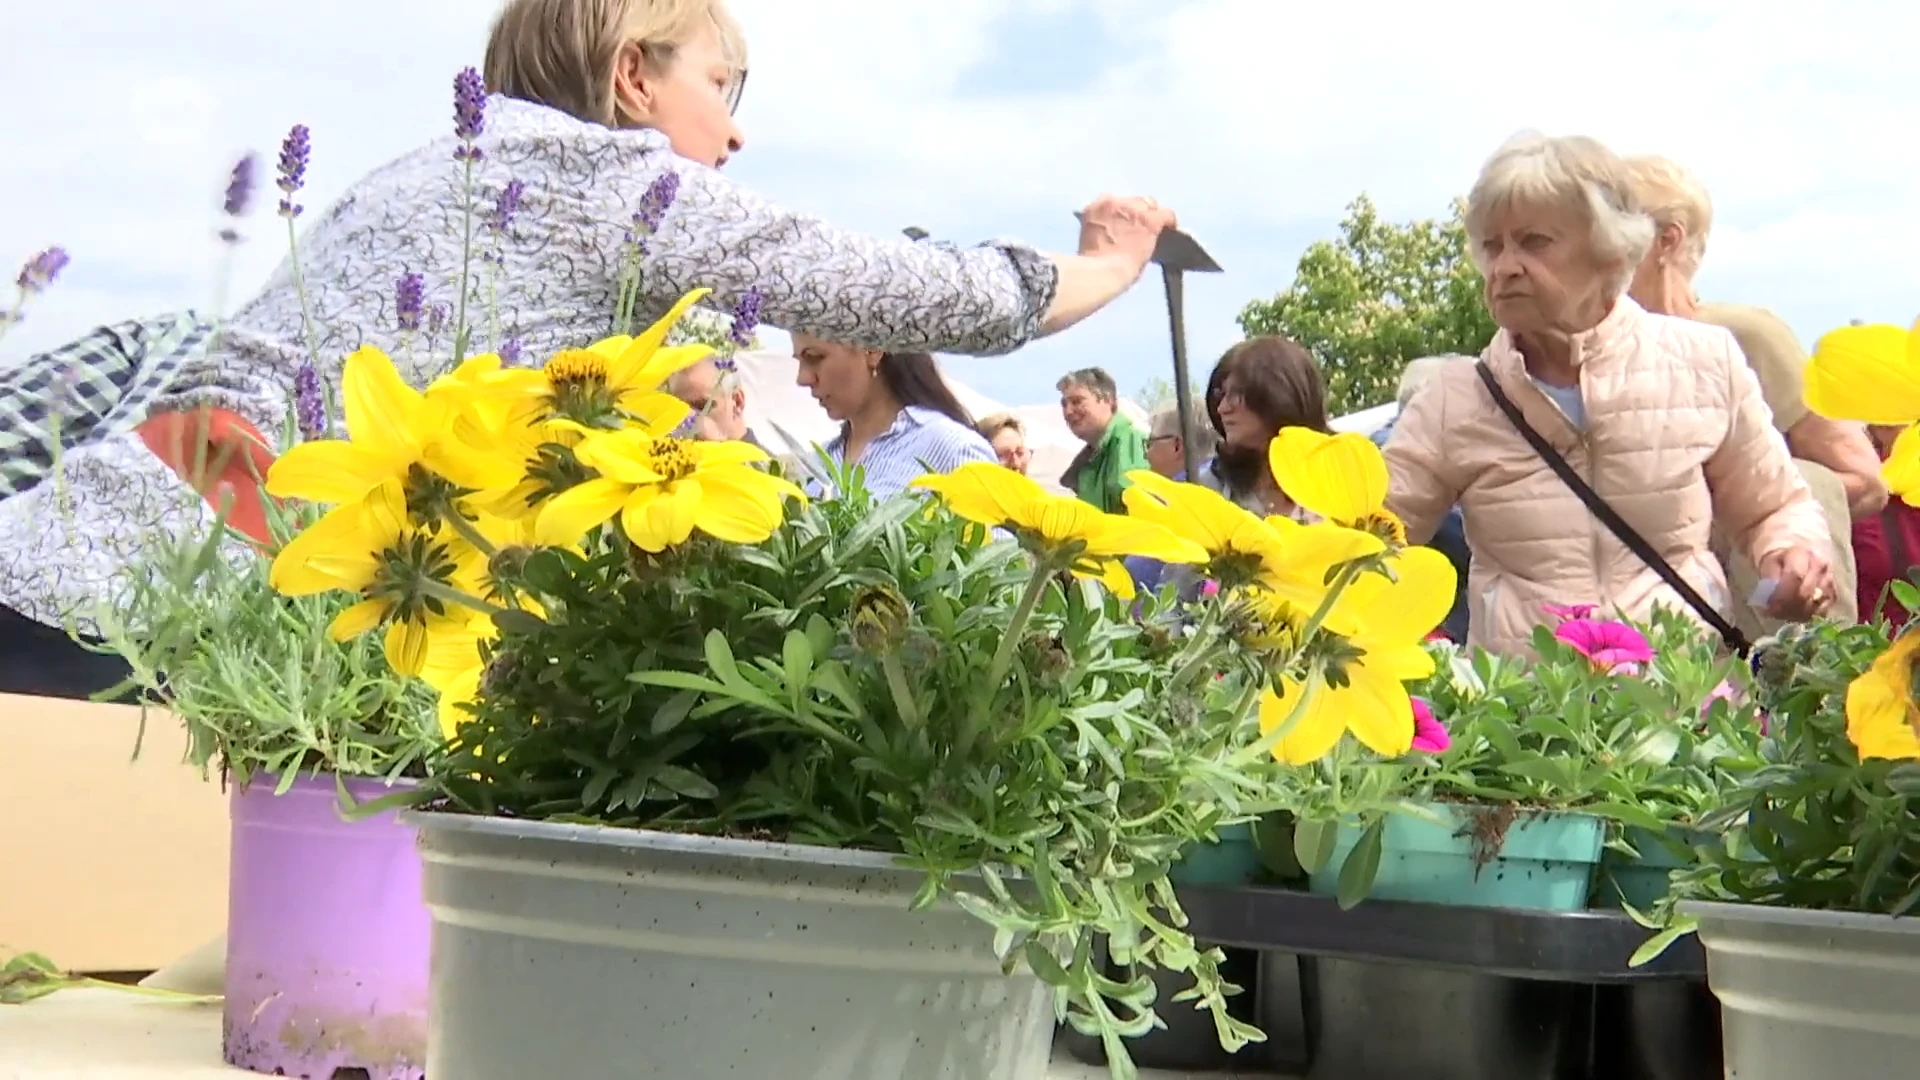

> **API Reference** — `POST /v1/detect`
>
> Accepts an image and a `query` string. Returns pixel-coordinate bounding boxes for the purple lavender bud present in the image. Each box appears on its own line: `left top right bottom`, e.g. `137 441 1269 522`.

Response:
15 247 70 293
489 179 525 234
632 172 681 234
427 303 450 337
727 287 762 348
223 154 258 217
293 362 326 440
669 412 698 439
395 272 425 332
499 338 523 365
453 67 487 160
276 125 310 218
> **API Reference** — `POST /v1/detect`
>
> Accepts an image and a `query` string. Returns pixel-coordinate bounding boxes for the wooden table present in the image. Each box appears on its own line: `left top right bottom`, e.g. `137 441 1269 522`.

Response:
0 989 1287 1079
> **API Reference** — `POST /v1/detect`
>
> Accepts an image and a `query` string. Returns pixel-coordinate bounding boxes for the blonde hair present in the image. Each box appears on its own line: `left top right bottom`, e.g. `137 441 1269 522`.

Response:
976 412 1024 441
484 0 747 127
1624 155 1713 277
1464 131 1656 294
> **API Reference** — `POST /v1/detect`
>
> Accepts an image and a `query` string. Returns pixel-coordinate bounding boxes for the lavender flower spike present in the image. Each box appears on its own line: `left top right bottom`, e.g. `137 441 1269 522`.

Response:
498 338 523 366
453 67 487 161
16 247 70 294
726 287 763 350
632 171 681 235
395 272 425 332
219 153 259 243
276 124 310 218
293 362 326 440
490 179 525 235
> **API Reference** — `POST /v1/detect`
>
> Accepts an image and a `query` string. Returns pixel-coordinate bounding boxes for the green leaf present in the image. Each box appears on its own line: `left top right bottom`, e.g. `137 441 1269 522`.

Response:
1292 817 1339 875
1620 725 1683 769
1021 939 1072 987
653 765 719 800
631 670 725 694
781 630 814 692
651 689 700 735
703 629 743 688
1335 818 1384 909
1627 916 1697 968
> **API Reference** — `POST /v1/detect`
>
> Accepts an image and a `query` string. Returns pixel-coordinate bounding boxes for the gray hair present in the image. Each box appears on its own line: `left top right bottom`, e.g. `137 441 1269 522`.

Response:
1056 367 1118 402
1624 154 1713 278
1149 402 1218 458
666 355 741 397
1464 131 1657 295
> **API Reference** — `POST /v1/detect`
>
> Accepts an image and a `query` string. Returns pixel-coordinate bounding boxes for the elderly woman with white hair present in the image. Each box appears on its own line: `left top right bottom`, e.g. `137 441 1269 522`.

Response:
1382 132 1834 657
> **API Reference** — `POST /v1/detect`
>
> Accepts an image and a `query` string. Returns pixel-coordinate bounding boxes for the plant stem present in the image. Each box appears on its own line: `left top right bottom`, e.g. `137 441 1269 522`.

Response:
438 505 499 561
283 217 334 432
1298 561 1362 646
416 577 509 620
881 651 922 731
959 559 1054 756
452 156 476 367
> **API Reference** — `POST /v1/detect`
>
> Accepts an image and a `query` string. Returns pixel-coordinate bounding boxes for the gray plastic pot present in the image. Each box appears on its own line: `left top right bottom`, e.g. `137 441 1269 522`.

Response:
409 812 1055 1079
1685 900 1920 1079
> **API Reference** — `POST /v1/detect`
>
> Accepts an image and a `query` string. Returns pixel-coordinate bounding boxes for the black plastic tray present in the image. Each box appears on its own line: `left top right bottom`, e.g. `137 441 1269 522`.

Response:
1176 885 1705 984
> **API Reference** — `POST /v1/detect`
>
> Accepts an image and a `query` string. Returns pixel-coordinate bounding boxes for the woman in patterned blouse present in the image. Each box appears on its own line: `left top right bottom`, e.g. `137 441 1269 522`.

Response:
0 0 1178 696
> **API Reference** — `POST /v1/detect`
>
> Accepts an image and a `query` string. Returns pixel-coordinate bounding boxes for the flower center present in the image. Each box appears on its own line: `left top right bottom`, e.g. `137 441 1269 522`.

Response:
366 529 462 623
543 351 618 426
647 438 696 481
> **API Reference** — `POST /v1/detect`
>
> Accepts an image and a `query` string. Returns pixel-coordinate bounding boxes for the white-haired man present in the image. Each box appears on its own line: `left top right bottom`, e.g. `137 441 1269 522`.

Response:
667 356 760 448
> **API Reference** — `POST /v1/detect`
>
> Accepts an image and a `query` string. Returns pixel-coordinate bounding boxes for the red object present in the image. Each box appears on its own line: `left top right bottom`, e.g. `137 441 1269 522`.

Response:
1853 498 1920 630
136 408 277 546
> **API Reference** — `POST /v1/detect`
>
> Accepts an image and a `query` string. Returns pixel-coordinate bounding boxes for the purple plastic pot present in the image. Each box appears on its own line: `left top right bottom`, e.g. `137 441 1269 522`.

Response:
224 772 429 1079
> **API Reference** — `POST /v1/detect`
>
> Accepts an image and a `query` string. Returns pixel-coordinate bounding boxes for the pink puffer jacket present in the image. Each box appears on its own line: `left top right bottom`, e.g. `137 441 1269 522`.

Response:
1383 297 1830 657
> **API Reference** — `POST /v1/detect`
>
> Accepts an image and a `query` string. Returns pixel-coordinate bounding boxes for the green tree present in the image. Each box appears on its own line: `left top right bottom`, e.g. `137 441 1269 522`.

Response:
1133 376 1201 411
1238 195 1497 416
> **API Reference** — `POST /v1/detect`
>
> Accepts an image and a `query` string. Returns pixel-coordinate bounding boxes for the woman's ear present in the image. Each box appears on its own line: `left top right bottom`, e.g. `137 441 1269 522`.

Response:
610 42 656 125
1658 221 1687 262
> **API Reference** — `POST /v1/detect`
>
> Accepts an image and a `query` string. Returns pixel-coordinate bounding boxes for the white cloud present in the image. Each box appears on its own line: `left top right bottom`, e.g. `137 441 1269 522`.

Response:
2 0 1916 407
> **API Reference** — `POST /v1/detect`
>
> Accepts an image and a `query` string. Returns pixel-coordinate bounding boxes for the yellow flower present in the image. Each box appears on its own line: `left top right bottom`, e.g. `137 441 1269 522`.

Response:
266 346 523 507
1844 629 1920 761
1121 469 1383 601
913 463 1206 599
1805 320 1920 425
533 429 804 552
1268 427 1405 542
484 290 713 430
1259 545 1457 764
419 616 493 740
269 479 487 676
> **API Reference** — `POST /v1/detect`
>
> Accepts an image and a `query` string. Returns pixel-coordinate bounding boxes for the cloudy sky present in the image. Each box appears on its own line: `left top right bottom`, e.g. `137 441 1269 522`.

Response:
3 0 1917 409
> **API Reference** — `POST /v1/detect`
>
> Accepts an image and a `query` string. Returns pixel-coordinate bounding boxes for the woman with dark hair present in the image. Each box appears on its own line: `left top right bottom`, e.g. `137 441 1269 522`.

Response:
1204 336 1332 515
792 332 994 497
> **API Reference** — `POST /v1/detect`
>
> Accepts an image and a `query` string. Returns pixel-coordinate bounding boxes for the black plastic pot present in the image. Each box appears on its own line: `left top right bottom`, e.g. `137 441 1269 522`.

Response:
1591 981 1723 1080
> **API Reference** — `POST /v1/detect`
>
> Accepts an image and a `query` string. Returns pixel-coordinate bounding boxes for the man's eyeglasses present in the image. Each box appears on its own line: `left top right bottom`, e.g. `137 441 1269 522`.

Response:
725 69 748 115
1146 434 1178 445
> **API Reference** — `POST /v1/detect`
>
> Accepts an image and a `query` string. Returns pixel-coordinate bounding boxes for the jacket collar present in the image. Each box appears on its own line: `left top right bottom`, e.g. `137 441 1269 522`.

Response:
1484 295 1644 381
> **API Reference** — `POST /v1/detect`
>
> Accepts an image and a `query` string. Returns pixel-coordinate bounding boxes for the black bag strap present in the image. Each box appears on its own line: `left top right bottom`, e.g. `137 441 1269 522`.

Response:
1473 360 1751 655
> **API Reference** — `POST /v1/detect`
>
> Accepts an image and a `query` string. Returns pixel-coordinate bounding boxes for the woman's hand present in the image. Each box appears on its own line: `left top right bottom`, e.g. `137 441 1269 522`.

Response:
1756 545 1837 621
1077 195 1177 279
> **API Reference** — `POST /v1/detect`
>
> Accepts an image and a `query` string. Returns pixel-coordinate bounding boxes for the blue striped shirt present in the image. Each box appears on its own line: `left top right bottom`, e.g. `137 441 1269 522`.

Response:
826 405 996 499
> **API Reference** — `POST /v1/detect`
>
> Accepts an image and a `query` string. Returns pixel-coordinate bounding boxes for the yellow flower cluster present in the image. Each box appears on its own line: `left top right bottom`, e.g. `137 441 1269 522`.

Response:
915 428 1456 764
263 290 803 735
1806 318 1920 761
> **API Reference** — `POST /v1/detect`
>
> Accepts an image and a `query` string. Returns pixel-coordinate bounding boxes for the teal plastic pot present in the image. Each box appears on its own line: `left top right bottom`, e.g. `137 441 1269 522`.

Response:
1170 822 1259 886
1308 803 1604 911
1596 827 1706 910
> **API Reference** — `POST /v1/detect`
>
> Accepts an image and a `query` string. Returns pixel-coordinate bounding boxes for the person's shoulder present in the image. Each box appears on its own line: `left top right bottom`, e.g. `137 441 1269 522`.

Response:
1692 302 1803 361
1639 306 1744 362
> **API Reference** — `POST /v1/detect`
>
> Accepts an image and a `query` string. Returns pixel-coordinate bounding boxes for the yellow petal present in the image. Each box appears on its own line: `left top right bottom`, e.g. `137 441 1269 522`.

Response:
615 390 694 435
383 618 431 677
1071 556 1137 600
420 618 494 692
1269 427 1389 523
340 346 424 458
270 502 384 594
1262 681 1344 765
623 480 701 553
328 597 388 642
1338 671 1417 758
534 477 633 546
691 468 791 543
1806 323 1920 425
913 463 1050 528
691 439 774 468
605 289 713 386
1335 546 1459 647
1846 630 1920 761
625 344 717 393
264 440 399 504
1884 424 1920 507
436 665 485 741
573 429 669 485
1121 470 1258 554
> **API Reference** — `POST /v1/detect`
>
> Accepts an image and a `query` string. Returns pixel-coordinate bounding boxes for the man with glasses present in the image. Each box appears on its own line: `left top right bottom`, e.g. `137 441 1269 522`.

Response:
668 355 760 448
1057 367 1148 513
1144 402 1215 481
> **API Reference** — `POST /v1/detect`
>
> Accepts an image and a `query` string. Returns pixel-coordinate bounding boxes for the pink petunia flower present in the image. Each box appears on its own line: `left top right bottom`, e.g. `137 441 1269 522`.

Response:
1544 603 1598 623
1554 618 1655 671
1200 579 1221 598
1410 697 1451 754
